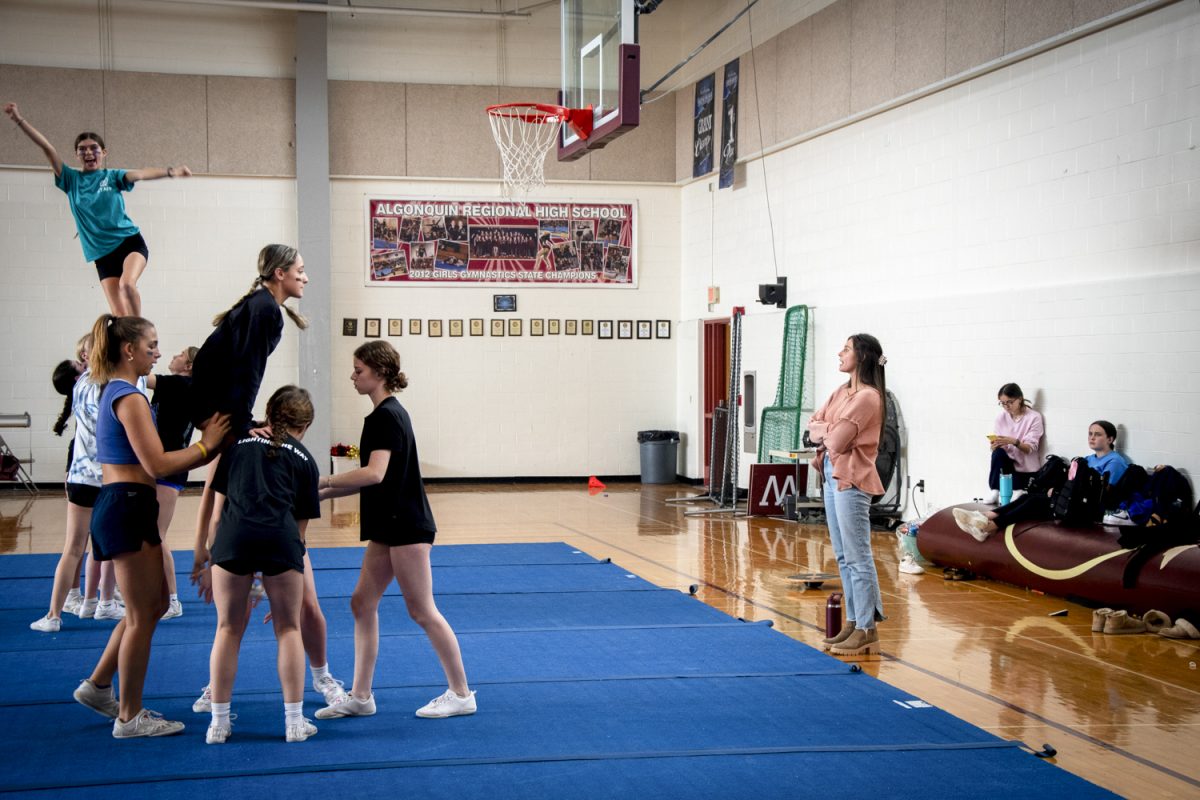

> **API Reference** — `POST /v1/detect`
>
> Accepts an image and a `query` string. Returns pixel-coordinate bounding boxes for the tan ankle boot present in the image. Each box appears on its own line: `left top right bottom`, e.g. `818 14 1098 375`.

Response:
822 622 856 651
830 626 879 655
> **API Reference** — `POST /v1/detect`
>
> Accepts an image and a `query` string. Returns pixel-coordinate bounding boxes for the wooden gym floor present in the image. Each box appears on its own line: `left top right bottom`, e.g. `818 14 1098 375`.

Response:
2 482 1197 798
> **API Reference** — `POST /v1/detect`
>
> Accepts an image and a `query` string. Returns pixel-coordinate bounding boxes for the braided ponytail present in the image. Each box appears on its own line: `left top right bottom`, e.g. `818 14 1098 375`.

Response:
263 385 314 458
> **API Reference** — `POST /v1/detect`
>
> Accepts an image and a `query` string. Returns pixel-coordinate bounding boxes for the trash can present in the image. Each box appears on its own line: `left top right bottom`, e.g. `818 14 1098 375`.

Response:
637 430 680 484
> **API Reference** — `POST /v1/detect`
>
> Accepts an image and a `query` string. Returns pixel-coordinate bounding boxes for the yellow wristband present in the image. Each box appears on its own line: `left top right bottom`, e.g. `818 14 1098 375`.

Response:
195 441 209 459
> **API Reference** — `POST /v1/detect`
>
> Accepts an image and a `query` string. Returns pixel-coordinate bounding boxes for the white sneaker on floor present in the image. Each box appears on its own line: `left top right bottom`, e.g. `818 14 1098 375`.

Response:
62 590 83 615
416 689 477 719
73 679 119 719
314 674 349 705
161 598 183 619
1102 509 1137 526
112 709 184 738
1010 489 1027 501
286 719 318 742
192 685 212 713
314 693 376 719
30 614 62 633
985 489 1000 505
78 598 98 619
899 554 925 575
95 600 125 620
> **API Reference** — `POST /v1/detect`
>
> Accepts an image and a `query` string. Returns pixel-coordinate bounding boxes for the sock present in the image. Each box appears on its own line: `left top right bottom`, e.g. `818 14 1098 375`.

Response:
311 663 330 685
211 701 231 728
67 588 81 598
284 701 304 727
169 593 178 602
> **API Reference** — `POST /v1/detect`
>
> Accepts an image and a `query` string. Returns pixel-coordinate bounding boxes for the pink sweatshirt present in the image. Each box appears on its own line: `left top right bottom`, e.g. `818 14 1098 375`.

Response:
811 384 885 495
993 406 1043 473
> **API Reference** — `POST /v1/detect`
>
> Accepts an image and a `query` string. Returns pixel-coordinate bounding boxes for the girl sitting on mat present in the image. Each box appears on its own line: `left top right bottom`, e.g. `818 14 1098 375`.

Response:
807 334 888 657
956 420 1129 541
314 341 475 721
197 385 323 744
73 314 227 738
4 103 191 317
985 382 1043 504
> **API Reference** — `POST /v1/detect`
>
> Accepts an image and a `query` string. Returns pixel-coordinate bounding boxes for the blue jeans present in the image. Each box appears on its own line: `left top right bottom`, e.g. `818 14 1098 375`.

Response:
823 471 884 629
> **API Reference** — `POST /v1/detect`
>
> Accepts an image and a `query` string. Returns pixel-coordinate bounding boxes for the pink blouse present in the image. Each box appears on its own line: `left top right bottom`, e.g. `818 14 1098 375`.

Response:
811 384 885 495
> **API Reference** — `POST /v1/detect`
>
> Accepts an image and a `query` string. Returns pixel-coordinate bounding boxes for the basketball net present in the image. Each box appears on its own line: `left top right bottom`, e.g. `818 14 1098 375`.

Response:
487 103 592 194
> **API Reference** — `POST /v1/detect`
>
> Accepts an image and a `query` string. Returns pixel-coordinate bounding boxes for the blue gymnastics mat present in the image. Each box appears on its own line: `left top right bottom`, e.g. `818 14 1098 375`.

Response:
0 542 1116 799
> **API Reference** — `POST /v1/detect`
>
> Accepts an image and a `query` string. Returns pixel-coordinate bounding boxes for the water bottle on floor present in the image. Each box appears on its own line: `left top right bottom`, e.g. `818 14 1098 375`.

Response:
999 473 1013 506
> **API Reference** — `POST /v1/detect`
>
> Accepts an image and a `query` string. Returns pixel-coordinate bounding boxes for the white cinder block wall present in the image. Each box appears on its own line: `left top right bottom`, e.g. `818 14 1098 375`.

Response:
678 2 1200 514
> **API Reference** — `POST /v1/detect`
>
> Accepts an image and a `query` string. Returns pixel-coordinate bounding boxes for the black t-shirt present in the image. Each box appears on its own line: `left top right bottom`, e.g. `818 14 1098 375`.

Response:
210 433 320 572
191 288 283 432
360 397 436 538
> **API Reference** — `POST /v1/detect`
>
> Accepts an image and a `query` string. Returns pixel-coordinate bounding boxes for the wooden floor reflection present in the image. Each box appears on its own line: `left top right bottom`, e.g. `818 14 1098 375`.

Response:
3 483 1197 797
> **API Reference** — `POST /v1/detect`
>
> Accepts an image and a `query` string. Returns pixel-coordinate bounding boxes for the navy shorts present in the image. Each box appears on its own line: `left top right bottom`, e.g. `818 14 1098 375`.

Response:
91 482 161 561
94 233 149 281
66 482 100 508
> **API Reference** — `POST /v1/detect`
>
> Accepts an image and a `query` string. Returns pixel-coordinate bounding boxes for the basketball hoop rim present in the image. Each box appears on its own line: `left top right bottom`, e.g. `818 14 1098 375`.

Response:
487 102 593 140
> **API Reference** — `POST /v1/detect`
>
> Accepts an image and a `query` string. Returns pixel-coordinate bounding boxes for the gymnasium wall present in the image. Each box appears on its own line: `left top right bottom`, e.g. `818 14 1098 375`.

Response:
676 0 1200 511
0 1 681 483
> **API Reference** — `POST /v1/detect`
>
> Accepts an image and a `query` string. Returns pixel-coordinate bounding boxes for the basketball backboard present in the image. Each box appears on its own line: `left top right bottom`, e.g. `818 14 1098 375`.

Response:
558 0 640 161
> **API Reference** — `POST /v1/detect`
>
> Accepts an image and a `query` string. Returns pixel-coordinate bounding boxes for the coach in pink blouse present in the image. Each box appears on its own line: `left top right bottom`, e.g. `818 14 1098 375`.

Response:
807 334 887 658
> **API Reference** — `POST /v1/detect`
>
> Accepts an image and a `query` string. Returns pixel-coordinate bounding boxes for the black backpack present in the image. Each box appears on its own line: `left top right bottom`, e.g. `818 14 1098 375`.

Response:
1052 457 1105 524
1143 465 1194 527
1108 463 1148 510
1027 455 1069 496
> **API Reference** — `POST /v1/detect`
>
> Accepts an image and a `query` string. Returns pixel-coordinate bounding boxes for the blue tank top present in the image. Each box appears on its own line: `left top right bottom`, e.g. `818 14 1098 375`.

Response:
97 380 154 465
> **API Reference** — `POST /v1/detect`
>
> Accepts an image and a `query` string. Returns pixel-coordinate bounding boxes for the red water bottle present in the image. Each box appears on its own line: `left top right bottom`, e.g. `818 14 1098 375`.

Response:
825 592 843 639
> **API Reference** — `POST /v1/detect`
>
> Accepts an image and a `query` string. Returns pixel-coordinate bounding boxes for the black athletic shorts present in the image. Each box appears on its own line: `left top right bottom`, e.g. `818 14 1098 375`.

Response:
91 482 161 561
94 233 149 281
66 482 100 508
362 529 436 548
214 557 300 578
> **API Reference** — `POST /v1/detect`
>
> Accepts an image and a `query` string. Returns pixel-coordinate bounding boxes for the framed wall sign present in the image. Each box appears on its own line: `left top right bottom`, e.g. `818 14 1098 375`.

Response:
388 318 404 336
598 320 613 339
365 318 381 338
470 318 485 336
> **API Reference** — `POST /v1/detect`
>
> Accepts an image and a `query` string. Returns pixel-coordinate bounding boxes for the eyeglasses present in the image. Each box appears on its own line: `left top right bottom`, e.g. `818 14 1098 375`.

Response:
76 145 102 154
997 399 1021 407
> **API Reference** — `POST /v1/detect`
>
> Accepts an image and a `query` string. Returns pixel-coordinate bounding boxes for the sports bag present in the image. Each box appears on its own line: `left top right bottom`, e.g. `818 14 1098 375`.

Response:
1052 457 1105 524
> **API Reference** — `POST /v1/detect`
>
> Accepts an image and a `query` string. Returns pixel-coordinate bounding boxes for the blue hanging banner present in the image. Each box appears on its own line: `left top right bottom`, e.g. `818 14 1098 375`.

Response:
693 73 716 178
719 58 739 189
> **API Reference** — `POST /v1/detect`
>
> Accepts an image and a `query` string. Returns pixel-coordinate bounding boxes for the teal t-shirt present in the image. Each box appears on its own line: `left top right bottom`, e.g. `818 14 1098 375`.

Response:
54 165 139 262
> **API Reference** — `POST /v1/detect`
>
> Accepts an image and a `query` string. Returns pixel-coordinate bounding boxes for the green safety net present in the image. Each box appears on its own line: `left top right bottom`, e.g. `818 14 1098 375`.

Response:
758 305 809 463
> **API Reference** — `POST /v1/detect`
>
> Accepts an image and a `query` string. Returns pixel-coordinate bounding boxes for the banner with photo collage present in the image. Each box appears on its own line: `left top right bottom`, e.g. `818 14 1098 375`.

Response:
367 198 637 287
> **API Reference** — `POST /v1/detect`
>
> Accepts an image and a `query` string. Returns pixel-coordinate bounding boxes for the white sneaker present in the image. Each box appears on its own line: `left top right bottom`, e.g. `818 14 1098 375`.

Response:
314 674 349 705
63 590 83 615
1102 509 1136 526
78 598 98 619
192 685 212 713
95 600 125 620
205 714 236 744
112 709 184 738
899 555 925 575
161 598 183 620
314 693 376 719
286 719 318 742
952 508 992 543
985 489 1000 505
1010 489 1027 501
74 678 120 719
415 689 477 718
30 614 62 633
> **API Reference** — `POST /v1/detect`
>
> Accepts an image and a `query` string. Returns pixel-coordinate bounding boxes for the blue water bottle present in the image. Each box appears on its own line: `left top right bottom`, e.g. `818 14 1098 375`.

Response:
999 473 1013 506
